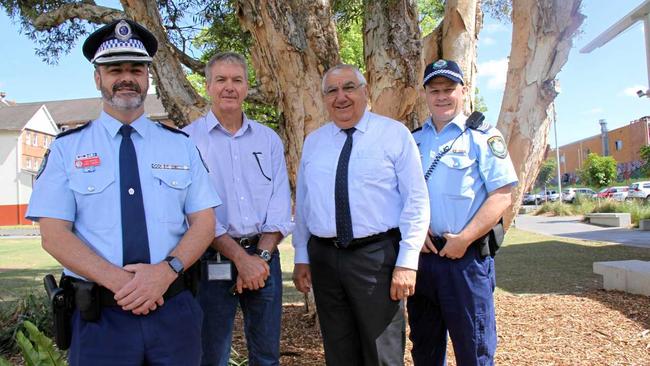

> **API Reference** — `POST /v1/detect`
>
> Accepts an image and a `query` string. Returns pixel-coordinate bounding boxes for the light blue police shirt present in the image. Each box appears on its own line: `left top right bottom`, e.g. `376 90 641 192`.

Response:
26 111 221 278
183 110 293 238
412 114 518 237
293 111 430 270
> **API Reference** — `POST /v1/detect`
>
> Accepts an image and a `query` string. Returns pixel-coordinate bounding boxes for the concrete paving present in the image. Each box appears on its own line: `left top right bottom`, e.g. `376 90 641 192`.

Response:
514 214 650 249
0 226 40 238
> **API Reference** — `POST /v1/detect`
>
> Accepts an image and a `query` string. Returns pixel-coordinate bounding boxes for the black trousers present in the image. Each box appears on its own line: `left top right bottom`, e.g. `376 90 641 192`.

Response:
308 234 405 366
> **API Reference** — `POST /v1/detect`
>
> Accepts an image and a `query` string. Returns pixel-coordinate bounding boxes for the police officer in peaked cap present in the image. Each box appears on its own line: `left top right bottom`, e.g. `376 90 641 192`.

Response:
409 59 518 365
27 19 221 365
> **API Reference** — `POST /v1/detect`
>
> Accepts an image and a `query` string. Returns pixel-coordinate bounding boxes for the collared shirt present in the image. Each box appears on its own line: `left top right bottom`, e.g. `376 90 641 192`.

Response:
412 114 518 236
26 111 221 278
293 111 430 270
183 110 293 238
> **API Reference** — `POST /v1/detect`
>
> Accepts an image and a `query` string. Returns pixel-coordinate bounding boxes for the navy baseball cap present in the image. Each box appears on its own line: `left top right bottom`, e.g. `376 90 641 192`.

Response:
82 19 158 65
422 59 464 86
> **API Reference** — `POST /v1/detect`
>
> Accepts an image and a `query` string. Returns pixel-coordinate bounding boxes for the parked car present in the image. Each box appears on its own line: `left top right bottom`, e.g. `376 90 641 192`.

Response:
562 187 596 203
611 190 629 202
595 186 629 199
522 192 542 205
627 181 650 201
542 190 560 202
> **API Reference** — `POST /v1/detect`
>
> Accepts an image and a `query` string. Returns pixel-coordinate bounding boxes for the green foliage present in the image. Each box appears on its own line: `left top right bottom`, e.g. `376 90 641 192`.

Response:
0 355 12 366
639 145 650 176
1 293 51 357
15 321 66 366
417 0 445 35
536 158 557 188
534 201 576 216
591 200 650 227
473 87 488 113
228 347 248 366
337 18 364 71
578 153 617 188
482 0 512 22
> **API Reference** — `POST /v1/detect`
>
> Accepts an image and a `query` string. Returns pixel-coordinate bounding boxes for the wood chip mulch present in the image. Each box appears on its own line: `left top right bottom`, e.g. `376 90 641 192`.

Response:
231 290 650 365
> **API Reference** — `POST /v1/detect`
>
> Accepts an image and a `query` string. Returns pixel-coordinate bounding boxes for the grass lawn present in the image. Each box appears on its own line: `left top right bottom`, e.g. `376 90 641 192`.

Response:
2 229 650 302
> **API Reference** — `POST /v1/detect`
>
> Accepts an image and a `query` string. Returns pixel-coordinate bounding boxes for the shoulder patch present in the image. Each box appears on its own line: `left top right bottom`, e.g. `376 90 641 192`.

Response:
411 126 423 134
35 149 50 180
56 121 91 139
487 135 508 159
158 122 189 137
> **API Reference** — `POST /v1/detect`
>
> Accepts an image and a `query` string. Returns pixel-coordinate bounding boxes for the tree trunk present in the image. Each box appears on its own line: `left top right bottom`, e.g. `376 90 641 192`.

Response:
417 0 482 123
121 0 207 126
236 0 340 192
363 0 422 129
497 0 585 228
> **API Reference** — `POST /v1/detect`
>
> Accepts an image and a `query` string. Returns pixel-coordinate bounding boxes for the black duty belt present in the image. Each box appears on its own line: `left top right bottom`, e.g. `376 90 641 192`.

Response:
232 234 261 248
69 274 188 307
430 234 488 254
313 228 401 249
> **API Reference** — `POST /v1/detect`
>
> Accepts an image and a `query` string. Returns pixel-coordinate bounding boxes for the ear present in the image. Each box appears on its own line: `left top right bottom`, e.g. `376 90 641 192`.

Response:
94 69 101 91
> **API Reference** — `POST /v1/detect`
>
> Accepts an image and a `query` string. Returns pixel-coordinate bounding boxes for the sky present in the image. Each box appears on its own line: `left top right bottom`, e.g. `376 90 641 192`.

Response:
0 1 648 147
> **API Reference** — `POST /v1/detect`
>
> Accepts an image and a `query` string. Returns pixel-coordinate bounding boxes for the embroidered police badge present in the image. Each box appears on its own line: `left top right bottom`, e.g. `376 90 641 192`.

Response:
433 59 447 68
487 136 507 159
115 20 132 41
36 149 50 180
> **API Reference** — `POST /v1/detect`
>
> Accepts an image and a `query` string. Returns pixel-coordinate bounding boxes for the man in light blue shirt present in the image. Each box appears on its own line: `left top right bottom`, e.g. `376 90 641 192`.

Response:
183 52 292 366
410 59 518 366
26 19 220 366
292 64 430 365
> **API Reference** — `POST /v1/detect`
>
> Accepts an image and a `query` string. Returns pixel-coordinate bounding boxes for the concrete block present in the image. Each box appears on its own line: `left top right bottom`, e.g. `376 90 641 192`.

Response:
593 260 650 296
639 219 650 231
586 213 631 227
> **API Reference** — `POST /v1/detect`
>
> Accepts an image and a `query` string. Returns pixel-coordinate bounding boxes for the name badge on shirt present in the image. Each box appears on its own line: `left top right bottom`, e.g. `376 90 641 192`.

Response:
75 153 101 173
151 163 190 170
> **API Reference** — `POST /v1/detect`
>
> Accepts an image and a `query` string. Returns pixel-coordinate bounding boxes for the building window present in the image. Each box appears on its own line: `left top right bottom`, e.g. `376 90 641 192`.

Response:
33 134 38 147
615 140 623 151
26 158 32 169
25 132 31 145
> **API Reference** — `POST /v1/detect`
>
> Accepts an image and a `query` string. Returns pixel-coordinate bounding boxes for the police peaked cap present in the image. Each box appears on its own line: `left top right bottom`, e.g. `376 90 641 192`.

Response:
82 19 158 65
423 59 464 86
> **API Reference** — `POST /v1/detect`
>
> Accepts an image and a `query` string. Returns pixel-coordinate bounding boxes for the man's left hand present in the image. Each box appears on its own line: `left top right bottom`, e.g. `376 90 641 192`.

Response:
390 266 416 301
438 233 470 259
115 262 177 315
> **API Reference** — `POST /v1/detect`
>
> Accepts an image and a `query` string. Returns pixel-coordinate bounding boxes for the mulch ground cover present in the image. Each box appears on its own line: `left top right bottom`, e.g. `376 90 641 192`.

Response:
231 290 650 365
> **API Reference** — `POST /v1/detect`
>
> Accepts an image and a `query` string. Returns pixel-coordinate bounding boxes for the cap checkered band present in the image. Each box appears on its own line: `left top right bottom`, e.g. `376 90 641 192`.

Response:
423 69 464 85
95 39 148 56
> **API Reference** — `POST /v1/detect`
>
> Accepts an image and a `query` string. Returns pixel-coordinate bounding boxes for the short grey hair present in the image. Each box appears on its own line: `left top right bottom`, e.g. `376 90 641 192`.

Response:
205 52 248 84
321 64 367 93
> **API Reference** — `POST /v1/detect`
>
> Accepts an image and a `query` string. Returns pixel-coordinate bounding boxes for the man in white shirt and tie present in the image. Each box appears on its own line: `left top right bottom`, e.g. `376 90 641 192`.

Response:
292 64 430 366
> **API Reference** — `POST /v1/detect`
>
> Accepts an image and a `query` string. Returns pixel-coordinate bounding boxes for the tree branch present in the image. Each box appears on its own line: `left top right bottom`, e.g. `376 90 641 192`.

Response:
169 43 205 75
246 86 272 105
32 3 124 30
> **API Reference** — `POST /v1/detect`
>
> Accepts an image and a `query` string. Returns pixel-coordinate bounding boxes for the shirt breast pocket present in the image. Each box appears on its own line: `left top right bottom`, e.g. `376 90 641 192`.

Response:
68 171 117 229
439 155 477 197
353 152 393 186
152 169 192 223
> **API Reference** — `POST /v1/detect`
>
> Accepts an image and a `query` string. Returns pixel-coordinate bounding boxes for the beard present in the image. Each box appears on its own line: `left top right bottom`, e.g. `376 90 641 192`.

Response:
100 80 147 110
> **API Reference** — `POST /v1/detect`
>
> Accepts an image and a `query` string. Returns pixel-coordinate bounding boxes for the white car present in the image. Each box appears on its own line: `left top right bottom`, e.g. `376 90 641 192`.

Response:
542 190 560 202
562 187 596 203
611 190 628 202
627 181 650 201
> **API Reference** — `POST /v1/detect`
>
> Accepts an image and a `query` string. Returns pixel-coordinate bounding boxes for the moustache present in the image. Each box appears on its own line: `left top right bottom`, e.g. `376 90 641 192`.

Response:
112 81 141 93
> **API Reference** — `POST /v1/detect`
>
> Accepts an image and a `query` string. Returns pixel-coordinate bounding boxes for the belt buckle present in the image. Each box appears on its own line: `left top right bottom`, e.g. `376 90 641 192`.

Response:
239 237 252 248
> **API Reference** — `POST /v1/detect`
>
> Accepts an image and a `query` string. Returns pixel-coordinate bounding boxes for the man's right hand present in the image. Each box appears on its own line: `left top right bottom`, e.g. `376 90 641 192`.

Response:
234 254 270 293
292 264 312 293
421 228 438 254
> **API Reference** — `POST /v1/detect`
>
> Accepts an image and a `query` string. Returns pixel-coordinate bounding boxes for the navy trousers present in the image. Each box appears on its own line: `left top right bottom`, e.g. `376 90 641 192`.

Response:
407 245 496 366
67 290 203 366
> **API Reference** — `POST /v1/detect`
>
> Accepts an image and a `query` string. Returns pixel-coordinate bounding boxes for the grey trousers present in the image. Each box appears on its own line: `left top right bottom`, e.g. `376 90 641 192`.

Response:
308 234 405 366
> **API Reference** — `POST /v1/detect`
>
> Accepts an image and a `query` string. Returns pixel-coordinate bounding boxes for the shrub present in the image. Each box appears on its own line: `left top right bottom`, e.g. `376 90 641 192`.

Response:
0 294 52 358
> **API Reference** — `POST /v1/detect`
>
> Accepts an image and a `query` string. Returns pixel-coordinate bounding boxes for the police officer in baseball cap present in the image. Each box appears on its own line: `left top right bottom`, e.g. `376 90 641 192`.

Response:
409 59 518 365
27 19 220 366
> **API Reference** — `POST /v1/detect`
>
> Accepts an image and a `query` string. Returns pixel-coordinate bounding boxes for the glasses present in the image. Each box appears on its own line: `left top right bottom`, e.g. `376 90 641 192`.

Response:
323 83 365 98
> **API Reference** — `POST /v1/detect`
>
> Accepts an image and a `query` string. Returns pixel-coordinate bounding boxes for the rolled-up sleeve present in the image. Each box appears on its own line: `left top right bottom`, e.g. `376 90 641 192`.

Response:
260 134 294 237
394 128 430 270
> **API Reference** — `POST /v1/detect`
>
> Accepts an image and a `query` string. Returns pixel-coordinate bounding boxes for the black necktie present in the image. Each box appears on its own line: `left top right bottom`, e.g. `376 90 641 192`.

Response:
119 124 150 265
335 127 355 247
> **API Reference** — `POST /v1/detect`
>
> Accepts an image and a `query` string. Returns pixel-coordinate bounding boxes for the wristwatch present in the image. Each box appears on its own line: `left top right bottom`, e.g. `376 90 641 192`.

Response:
256 249 272 263
165 256 184 276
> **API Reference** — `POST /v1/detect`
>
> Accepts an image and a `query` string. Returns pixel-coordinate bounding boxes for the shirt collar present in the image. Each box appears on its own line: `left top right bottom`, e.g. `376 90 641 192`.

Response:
206 109 251 137
330 109 371 136
424 113 466 134
99 110 151 138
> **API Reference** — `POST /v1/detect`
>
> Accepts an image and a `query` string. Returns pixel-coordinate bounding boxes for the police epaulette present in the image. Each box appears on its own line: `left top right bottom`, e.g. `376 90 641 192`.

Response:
158 122 189 137
411 126 423 134
56 121 91 139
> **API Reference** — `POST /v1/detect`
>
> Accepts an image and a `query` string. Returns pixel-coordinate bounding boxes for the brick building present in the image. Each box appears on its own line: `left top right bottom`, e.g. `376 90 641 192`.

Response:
550 116 650 183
